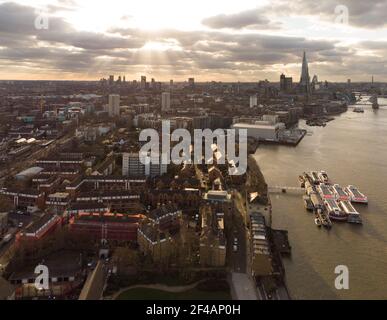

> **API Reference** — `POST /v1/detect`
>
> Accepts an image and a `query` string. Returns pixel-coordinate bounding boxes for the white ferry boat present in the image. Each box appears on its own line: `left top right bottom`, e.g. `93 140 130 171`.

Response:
317 184 335 200
318 171 330 184
310 192 323 210
305 181 314 196
325 199 347 221
346 185 368 204
332 184 350 201
340 200 362 224
310 171 320 185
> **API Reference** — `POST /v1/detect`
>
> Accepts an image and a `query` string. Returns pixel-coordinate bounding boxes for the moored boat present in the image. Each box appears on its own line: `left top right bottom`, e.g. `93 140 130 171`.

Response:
332 184 350 201
317 184 335 200
340 200 362 224
346 185 368 204
325 198 347 221
303 195 314 211
310 171 320 185
318 171 330 184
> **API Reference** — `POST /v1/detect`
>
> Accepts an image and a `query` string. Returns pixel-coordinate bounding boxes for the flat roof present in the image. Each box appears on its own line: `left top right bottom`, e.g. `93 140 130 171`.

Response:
233 123 279 129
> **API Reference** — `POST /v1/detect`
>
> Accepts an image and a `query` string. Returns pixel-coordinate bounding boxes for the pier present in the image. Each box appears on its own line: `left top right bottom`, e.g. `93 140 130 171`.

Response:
268 186 304 194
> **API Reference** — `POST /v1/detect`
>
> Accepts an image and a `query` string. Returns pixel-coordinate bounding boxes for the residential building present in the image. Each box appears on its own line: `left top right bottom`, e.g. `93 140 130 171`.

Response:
137 222 173 262
199 205 226 267
70 212 144 242
161 92 171 111
108 94 120 117
122 152 167 178
19 213 61 241
249 95 258 108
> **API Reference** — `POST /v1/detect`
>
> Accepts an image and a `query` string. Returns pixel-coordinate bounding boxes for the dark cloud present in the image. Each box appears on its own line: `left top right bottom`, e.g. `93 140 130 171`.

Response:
0 2 71 34
270 0 387 28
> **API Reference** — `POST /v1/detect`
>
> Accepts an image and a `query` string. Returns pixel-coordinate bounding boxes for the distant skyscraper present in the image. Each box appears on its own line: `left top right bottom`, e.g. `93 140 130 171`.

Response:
141 76 146 89
188 77 195 89
109 75 114 86
280 73 293 93
161 92 171 111
299 51 310 94
170 79 174 90
108 94 120 117
249 95 258 108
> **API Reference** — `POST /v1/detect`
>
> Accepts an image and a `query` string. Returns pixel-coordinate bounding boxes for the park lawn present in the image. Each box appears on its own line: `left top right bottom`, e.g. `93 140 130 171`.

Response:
116 287 231 300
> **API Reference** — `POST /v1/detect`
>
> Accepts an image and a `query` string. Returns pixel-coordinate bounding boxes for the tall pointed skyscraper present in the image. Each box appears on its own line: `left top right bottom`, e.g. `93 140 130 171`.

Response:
299 51 310 95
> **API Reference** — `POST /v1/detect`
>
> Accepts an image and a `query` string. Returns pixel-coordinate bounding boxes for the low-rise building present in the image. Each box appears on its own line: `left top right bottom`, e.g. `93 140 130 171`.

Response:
137 222 173 262
46 192 71 212
199 205 226 267
232 122 283 142
1 189 45 210
70 211 144 242
203 190 232 203
19 213 61 241
8 251 83 299
249 212 273 276
75 190 141 212
148 204 182 232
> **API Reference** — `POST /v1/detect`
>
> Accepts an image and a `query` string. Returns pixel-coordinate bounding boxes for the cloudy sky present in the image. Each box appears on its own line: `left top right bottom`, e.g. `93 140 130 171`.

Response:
0 0 386 81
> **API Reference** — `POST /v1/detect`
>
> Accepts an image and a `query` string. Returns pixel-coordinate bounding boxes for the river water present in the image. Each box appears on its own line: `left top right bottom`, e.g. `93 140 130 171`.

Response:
254 97 387 299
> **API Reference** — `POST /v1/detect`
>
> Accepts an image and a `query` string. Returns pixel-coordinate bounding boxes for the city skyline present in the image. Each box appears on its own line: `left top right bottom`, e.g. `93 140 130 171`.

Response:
0 0 386 81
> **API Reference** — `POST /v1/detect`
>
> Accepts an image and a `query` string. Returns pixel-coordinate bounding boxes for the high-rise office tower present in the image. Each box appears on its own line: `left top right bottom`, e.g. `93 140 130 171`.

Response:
161 92 171 111
188 77 195 89
249 95 258 108
141 76 147 89
109 75 114 86
108 94 120 117
299 51 310 95
122 152 167 178
280 73 293 93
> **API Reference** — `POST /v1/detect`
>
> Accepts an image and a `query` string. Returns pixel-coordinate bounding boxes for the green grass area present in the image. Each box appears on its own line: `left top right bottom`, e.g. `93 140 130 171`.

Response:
153 276 195 287
116 287 231 300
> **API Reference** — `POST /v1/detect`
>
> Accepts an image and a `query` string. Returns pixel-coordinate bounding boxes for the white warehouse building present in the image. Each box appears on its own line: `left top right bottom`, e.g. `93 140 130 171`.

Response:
231 122 284 142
